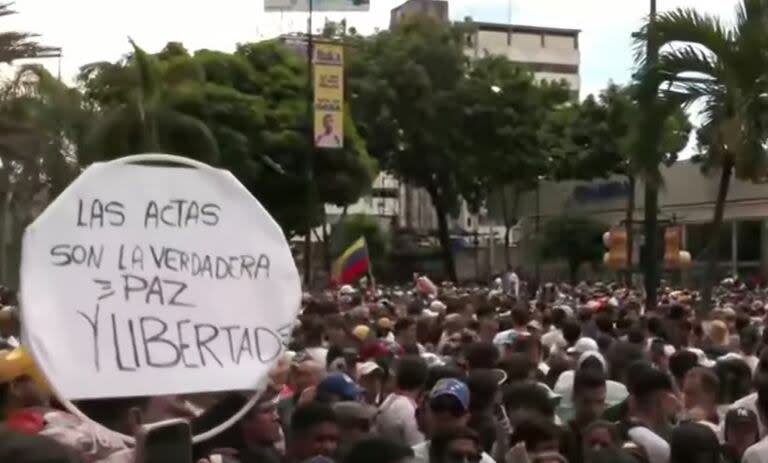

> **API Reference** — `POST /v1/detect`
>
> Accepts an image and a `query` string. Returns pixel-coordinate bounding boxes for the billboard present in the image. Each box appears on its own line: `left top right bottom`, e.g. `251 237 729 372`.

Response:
313 42 344 149
265 0 370 12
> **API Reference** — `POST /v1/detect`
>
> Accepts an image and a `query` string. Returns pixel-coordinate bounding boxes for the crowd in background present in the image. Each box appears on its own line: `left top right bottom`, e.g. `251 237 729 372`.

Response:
3 275 768 463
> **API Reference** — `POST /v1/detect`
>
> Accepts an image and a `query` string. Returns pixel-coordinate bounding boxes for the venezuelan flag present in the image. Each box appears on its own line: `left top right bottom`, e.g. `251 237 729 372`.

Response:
331 237 370 285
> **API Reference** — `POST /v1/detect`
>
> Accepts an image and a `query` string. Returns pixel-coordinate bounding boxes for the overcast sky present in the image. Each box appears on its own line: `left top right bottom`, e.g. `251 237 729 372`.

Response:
7 0 736 97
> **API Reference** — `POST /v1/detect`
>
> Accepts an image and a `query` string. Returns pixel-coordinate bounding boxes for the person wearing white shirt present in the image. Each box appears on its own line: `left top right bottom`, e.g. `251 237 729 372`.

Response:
741 376 768 463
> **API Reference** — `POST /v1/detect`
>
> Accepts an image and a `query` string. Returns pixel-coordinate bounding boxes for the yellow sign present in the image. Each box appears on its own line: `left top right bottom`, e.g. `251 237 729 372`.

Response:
313 42 344 149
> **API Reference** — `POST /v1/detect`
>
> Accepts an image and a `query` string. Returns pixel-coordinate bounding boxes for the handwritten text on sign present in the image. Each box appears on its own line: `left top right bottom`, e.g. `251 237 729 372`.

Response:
21 163 301 399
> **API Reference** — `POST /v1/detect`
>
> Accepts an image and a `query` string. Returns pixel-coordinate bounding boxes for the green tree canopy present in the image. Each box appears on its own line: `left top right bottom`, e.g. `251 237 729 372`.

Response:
538 215 605 282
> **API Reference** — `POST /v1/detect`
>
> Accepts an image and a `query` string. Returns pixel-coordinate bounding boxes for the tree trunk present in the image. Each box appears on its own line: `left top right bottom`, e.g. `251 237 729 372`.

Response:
625 174 636 284
701 158 734 312
644 183 659 312
500 188 511 269
427 183 457 283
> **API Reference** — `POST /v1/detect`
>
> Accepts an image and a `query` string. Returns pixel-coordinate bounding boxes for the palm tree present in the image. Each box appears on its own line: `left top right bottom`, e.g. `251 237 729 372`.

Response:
0 3 61 64
80 40 220 165
636 0 768 310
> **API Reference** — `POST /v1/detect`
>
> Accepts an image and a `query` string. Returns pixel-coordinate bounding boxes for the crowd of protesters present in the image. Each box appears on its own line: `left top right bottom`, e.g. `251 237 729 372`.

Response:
3 275 768 463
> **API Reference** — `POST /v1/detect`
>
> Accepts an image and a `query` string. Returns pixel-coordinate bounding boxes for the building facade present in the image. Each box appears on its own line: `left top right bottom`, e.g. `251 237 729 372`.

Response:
466 22 580 96
506 160 768 281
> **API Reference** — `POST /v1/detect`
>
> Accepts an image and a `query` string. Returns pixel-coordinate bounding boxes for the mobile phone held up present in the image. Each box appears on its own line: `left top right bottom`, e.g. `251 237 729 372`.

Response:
134 418 193 463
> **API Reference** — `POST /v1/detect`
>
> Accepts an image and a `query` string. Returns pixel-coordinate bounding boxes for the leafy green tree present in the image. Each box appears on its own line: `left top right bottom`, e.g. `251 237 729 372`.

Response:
637 0 768 309
78 40 220 164
0 3 60 64
79 40 376 242
538 215 605 282
348 16 471 281
330 213 389 269
456 56 569 268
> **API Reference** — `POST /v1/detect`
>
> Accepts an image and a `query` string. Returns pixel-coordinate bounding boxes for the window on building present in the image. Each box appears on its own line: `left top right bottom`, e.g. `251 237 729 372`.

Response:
466 33 473 47
574 36 579 50
507 31 512 46
737 220 762 261
540 33 546 47
686 222 733 262
467 217 473 228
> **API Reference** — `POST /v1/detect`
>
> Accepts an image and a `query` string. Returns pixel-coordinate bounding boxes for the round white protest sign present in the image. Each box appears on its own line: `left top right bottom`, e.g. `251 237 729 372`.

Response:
20 154 301 401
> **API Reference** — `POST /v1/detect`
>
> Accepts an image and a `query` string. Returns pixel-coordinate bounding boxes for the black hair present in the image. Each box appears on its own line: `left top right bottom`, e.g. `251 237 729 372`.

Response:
290 401 337 437
755 373 768 421
465 342 500 370
509 413 560 452
562 319 581 345
573 367 607 399
502 382 554 418
0 430 83 463
740 326 759 353
425 365 467 391
429 426 480 463
395 355 428 391
631 366 673 408
669 422 721 463
394 318 416 335
343 437 414 463
715 358 752 404
511 307 531 327
466 369 500 412
595 313 613 335
498 353 533 383
668 350 699 386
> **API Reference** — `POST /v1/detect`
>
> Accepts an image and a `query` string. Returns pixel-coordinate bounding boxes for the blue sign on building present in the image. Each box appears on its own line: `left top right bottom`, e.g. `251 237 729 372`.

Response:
573 180 630 202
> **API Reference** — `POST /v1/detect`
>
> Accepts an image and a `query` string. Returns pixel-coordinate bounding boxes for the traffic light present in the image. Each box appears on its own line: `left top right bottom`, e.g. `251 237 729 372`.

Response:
664 225 693 269
603 227 627 270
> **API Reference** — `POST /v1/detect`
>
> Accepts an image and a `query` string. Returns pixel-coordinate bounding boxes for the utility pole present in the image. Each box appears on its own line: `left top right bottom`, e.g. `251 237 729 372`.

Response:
303 0 315 287
643 0 659 311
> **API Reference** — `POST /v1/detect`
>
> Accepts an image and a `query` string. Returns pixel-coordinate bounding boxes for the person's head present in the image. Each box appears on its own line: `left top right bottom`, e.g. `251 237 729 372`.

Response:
628 365 675 429
572 367 607 425
668 350 699 388
466 369 500 414
395 355 428 394
465 342 499 371
0 430 83 463
394 318 417 346
561 319 581 346
581 420 618 459
511 307 531 329
682 367 719 414
669 422 721 463
290 401 339 461
425 379 471 436
509 413 561 455
75 396 149 435
428 426 482 463
724 407 760 458
715 357 753 405
325 314 347 346
356 361 385 403
342 437 414 463
333 401 377 457
322 113 334 133
740 326 759 355
503 382 555 422
291 358 324 395
240 394 282 446
316 372 360 403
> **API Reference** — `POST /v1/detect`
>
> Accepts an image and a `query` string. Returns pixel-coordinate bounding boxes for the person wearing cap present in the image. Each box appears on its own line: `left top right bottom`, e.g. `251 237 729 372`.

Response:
376 318 395 342
352 325 371 343
722 407 759 463
411 379 495 463
356 361 385 406
316 373 360 404
333 401 377 460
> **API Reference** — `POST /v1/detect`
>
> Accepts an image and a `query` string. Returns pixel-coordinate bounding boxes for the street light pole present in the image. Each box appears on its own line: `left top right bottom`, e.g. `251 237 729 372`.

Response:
303 0 315 287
